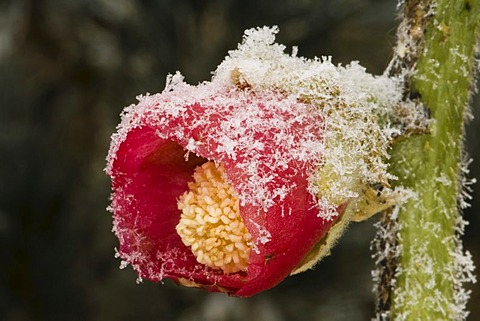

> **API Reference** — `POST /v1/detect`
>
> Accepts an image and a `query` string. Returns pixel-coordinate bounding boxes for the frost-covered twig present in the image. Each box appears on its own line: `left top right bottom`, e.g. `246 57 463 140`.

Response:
373 1 480 320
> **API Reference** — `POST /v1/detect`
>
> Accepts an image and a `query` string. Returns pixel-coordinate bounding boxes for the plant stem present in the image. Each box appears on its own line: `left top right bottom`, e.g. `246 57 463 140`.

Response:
376 0 480 320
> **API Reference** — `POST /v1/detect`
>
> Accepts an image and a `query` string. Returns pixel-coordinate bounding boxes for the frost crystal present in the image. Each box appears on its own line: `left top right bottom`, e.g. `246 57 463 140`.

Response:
215 26 403 217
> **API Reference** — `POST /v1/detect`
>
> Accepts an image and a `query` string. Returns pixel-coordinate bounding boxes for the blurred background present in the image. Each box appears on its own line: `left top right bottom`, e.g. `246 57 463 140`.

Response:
0 0 478 320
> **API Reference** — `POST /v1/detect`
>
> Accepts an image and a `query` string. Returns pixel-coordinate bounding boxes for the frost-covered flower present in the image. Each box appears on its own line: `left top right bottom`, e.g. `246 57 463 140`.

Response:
106 79 345 296
106 26 402 297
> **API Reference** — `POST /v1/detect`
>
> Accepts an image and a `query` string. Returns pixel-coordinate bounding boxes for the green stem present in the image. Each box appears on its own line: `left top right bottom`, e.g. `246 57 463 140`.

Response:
385 0 480 320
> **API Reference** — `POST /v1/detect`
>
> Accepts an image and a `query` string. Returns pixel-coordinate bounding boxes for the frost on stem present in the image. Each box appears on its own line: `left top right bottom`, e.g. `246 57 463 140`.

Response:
372 0 479 320
386 0 436 80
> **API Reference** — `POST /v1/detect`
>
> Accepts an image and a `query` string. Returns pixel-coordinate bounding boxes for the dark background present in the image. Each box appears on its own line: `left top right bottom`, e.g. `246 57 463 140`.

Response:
0 0 478 320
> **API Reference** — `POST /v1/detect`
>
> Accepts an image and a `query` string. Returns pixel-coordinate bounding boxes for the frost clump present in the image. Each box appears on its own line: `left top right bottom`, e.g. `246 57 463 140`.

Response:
215 26 403 219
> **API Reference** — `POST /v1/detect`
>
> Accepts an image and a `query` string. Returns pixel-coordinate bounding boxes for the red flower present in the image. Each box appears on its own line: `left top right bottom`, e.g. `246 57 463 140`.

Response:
106 79 344 297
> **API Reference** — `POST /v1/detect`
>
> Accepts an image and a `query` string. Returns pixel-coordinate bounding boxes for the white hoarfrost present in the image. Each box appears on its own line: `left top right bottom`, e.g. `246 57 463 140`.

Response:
372 1 477 319
215 26 403 217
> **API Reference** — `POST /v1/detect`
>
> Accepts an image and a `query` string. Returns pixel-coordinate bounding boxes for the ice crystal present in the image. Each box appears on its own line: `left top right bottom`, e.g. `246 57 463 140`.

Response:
214 26 403 217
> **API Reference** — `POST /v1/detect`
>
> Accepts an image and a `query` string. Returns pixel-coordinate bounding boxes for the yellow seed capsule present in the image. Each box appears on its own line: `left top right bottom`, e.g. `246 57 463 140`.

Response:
176 161 253 274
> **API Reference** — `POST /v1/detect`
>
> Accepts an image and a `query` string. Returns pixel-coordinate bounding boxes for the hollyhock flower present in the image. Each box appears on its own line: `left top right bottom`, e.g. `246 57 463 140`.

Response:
106 75 345 297
106 26 403 297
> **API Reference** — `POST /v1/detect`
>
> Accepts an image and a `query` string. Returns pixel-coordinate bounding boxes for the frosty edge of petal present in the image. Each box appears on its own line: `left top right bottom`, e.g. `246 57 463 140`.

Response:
106 79 342 296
